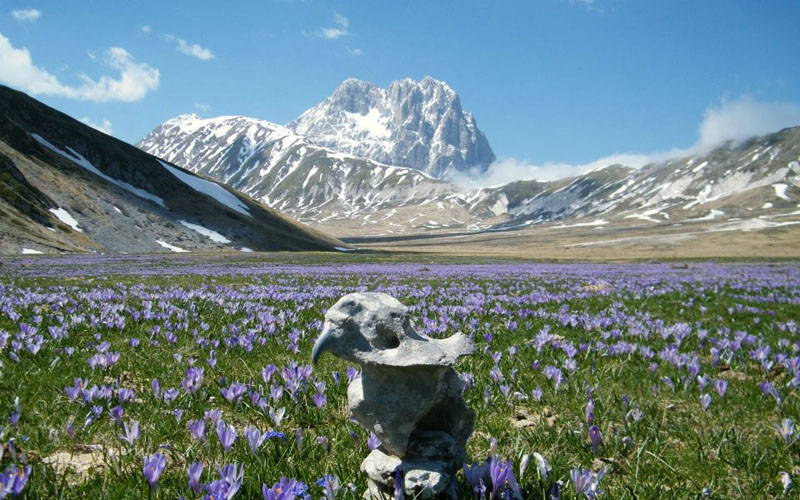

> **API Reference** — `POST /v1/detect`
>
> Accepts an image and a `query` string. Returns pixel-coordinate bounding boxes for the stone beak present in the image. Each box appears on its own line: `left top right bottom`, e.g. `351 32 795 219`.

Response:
311 327 334 364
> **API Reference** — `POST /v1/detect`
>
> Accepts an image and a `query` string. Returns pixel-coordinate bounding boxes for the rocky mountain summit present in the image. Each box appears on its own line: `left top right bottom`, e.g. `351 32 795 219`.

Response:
287 77 495 178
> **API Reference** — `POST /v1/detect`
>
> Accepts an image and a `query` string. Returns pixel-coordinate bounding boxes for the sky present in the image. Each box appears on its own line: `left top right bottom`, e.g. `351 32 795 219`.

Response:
1 0 800 184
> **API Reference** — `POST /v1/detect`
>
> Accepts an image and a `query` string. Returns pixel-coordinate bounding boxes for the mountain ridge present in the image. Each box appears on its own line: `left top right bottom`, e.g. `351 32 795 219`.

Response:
0 84 346 254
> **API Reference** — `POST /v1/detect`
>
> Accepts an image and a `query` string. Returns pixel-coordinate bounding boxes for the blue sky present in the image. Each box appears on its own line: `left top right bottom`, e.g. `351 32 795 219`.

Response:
1 0 800 182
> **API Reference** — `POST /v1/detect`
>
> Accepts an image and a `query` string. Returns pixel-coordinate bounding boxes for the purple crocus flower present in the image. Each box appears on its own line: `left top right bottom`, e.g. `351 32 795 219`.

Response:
317 435 329 452
775 418 796 445
118 420 140 447
393 467 404 500
262 477 308 500
216 420 237 452
316 474 340 500
489 457 522 499
570 468 605 499
713 379 728 399
142 453 166 490
269 406 286 427
367 432 382 451
312 392 327 409
533 452 550 480
700 393 712 413
205 408 223 426
463 460 490 497
588 425 602 455
152 378 161 399
1 464 31 496
188 419 206 442
109 405 124 424
187 461 203 495
221 382 247 404
244 426 267 455
216 463 244 499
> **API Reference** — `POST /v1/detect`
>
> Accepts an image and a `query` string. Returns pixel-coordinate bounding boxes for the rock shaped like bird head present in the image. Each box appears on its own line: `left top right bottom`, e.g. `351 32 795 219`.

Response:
311 292 474 367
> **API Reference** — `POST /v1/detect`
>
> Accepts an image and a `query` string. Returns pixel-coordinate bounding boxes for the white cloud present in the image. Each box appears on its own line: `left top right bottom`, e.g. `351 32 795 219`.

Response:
0 34 159 102
194 102 210 112
347 47 363 56
311 13 351 39
80 117 113 135
333 12 349 29
450 94 800 188
693 95 800 152
319 27 348 40
11 9 41 22
141 25 152 34
447 153 658 188
165 35 214 60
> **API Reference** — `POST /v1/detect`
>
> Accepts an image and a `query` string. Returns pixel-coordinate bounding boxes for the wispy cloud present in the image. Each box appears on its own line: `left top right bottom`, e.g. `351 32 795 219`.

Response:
80 117 113 135
447 153 657 188
310 12 351 40
347 47 363 56
164 34 214 60
0 34 160 102
140 25 152 35
194 103 210 112
449 94 800 188
11 8 41 22
693 95 800 153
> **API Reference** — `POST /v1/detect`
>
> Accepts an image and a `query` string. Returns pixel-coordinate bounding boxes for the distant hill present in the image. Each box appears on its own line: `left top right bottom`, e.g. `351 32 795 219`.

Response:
0 85 346 255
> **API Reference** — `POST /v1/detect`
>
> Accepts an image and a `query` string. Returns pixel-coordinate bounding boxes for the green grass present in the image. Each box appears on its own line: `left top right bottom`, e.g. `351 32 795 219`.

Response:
0 256 798 499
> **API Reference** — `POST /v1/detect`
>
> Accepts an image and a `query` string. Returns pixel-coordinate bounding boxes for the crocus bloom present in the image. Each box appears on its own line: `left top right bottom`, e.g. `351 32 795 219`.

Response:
217 420 237 452
312 392 327 409
269 407 286 427
489 457 522 499
244 426 267 455
118 420 140 446
700 393 712 413
142 453 166 490
570 468 605 500
367 432 382 451
775 418 796 445
713 379 728 399
1 464 31 496
533 452 550 480
316 474 340 500
188 419 206 442
463 460 490 497
187 462 203 495
588 425 602 455
262 477 308 500
216 463 244 499
393 467 404 500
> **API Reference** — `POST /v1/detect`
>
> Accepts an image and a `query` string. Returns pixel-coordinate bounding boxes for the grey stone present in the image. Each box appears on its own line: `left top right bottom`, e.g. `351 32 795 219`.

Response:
313 292 475 498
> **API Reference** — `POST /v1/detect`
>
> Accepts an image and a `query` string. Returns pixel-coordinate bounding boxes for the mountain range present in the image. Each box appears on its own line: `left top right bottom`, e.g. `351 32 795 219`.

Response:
1 76 798 257
138 77 799 247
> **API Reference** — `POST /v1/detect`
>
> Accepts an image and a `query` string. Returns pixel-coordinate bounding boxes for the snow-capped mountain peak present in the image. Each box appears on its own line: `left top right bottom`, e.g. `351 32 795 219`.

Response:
287 76 495 178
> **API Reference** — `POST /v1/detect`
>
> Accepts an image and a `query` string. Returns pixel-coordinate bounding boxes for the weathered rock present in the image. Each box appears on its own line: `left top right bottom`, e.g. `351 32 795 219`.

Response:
312 292 475 499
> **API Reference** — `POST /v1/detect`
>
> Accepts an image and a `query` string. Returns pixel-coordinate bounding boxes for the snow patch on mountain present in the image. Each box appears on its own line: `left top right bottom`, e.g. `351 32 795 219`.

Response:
33 133 166 208
49 207 82 232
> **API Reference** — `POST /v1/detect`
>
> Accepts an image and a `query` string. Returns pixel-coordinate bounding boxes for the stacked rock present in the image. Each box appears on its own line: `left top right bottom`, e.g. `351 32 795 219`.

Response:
312 292 475 499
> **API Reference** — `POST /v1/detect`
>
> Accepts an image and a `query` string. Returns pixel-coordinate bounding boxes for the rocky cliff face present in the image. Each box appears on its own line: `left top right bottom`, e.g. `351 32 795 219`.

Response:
287 77 495 178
